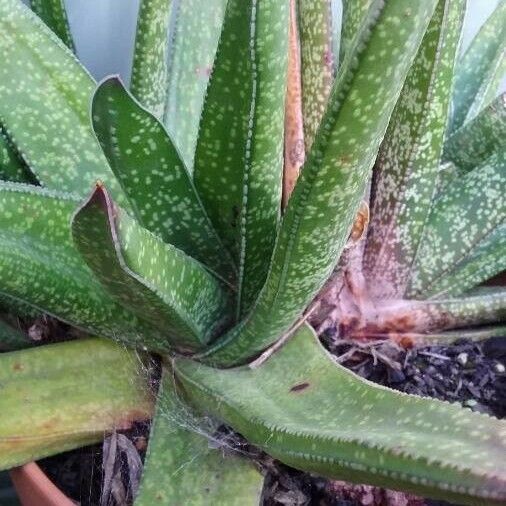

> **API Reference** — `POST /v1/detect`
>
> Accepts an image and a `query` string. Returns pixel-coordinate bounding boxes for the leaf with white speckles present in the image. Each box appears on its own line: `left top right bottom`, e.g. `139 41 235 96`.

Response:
130 0 171 117
298 0 334 150
406 325 506 346
201 0 439 367
0 127 36 184
194 0 289 317
408 152 505 299
163 0 227 168
72 185 233 351
136 369 264 506
376 290 506 333
0 182 168 350
420 224 506 298
339 0 374 64
435 161 460 195
444 92 506 172
177 325 506 505
30 0 74 51
449 1 506 133
0 0 129 207
92 77 236 283
364 0 466 300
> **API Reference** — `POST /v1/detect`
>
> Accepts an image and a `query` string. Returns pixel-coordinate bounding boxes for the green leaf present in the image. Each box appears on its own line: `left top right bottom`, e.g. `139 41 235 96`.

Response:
0 0 129 207
364 0 466 299
177 325 506 505
29 0 74 51
297 0 334 150
194 0 289 317
0 318 31 351
0 127 36 184
444 92 506 172
201 0 440 367
0 338 154 471
130 0 172 117
92 77 236 283
72 185 233 351
406 325 506 346
435 161 460 194
419 224 505 299
449 1 506 133
377 289 506 333
163 0 227 168
135 369 264 506
0 182 168 350
408 153 505 299
339 0 373 63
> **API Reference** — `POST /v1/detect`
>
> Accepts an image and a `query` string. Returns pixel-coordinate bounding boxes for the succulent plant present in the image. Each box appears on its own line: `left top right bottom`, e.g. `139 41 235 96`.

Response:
0 0 505 504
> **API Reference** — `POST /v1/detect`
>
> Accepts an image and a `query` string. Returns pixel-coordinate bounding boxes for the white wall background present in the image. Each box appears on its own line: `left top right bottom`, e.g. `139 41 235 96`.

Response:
24 0 505 89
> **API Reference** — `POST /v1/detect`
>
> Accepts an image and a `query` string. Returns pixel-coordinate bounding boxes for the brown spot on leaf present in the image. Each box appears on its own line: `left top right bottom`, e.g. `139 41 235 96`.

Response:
12 362 23 371
290 382 310 393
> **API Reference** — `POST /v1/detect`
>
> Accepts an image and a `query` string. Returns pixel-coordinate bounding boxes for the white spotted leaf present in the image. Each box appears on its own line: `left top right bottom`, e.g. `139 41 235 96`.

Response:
92 77 236 283
163 0 227 168
0 182 166 350
364 0 466 299
339 0 374 63
71 185 233 351
449 1 506 133
0 0 129 207
194 0 289 317
297 0 334 150
130 0 172 117
444 92 506 172
201 0 439 367
408 153 506 299
0 127 36 184
29 0 74 51
176 325 506 505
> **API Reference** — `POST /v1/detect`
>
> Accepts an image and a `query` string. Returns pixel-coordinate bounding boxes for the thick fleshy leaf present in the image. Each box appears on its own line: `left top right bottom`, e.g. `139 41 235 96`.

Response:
393 325 506 347
374 289 506 334
201 1 439 367
408 154 505 299
130 0 171 117
0 0 128 206
135 369 264 505
72 185 233 351
0 318 31 351
0 127 35 184
364 0 466 299
177 325 506 505
0 182 167 350
29 0 74 50
194 0 289 317
92 77 236 283
297 0 334 150
0 338 154 470
163 0 227 168
339 0 373 63
444 92 506 172
449 1 506 133
417 224 506 299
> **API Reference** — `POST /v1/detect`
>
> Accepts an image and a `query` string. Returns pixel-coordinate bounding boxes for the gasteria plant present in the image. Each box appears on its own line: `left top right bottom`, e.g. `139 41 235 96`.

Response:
0 0 504 504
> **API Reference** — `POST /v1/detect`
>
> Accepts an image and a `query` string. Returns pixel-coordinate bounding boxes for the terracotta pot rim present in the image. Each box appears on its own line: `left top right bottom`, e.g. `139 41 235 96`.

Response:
10 461 74 506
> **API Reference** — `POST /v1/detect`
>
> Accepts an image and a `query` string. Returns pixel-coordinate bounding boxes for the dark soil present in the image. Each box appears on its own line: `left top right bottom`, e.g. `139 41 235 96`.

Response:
37 333 505 506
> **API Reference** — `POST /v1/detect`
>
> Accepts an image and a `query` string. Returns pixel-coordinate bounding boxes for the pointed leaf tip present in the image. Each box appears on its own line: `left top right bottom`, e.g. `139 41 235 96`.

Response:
72 184 234 352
